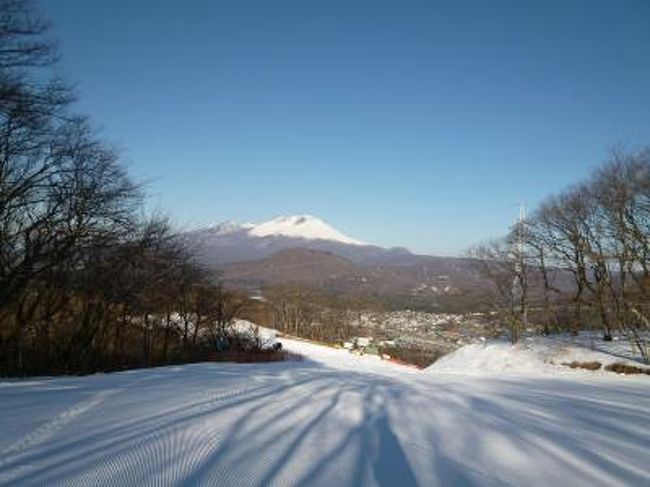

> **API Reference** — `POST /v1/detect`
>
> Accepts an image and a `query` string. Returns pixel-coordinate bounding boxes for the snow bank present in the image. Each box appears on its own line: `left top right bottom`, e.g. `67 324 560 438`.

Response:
231 320 279 348
426 336 646 376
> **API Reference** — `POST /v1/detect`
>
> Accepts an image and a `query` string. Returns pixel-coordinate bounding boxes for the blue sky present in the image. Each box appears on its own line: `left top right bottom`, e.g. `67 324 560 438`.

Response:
40 0 650 255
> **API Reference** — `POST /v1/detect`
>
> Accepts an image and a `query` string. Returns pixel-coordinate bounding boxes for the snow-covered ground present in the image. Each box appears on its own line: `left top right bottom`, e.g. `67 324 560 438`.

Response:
427 334 648 376
1 336 648 486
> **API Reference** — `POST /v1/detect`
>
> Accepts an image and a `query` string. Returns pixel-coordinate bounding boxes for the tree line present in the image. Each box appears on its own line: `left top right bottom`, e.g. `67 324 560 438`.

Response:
471 150 649 361
0 0 254 376
3 1 648 374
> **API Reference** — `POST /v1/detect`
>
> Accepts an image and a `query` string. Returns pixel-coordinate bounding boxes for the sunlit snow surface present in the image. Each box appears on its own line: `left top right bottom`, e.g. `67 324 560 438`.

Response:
247 215 365 245
426 334 648 376
1 338 648 486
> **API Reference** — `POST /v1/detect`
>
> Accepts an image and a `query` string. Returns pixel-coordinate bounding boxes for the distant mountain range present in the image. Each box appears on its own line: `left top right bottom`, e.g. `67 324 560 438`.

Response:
184 215 416 267
184 215 487 307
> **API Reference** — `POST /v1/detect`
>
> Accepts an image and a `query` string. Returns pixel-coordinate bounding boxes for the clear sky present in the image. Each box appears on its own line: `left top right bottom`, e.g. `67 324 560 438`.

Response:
40 0 650 255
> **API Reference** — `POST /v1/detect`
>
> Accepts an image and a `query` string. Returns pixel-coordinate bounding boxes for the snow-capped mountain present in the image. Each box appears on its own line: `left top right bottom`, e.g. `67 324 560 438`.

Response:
247 215 365 245
184 215 494 300
200 215 363 245
204 221 254 236
185 215 411 266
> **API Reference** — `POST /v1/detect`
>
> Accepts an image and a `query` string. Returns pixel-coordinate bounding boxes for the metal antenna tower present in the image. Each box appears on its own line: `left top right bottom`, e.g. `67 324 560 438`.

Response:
517 203 527 328
511 203 528 331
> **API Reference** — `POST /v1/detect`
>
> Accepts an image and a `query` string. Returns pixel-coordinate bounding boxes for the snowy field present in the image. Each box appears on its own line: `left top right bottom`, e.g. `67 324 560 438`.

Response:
1 337 649 486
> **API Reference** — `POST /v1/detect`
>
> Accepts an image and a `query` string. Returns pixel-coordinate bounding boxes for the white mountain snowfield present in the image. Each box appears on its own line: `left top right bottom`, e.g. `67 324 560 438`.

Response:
207 215 366 245
1 334 648 486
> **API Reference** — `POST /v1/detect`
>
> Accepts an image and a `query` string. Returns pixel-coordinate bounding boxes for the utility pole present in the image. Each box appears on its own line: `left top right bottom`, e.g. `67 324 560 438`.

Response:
519 204 526 258
518 203 528 330
512 203 528 338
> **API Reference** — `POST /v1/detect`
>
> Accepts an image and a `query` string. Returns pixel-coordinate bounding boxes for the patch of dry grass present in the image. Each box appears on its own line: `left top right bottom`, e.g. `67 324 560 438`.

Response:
207 350 304 363
562 361 602 371
604 362 650 375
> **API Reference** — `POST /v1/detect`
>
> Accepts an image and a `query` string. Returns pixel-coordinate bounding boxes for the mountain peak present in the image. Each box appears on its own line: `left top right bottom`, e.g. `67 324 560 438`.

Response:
247 215 365 245
204 220 253 235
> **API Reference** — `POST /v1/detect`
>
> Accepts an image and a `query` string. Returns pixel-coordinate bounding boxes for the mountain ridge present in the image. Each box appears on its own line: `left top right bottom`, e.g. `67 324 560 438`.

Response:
182 216 491 308
185 214 416 267
192 215 365 246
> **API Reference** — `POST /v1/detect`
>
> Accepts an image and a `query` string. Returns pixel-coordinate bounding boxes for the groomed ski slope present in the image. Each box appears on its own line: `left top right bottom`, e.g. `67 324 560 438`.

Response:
1 337 648 486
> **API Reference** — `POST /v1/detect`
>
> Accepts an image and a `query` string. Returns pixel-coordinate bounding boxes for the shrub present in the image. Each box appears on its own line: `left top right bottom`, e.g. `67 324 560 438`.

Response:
562 361 602 371
604 362 650 375
206 350 303 363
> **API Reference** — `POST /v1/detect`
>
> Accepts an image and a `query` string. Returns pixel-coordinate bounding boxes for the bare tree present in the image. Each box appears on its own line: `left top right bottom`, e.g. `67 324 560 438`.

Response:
469 237 527 343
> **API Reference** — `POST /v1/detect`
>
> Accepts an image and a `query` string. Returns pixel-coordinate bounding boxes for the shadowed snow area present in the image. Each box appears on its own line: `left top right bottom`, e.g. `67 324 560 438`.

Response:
1 338 648 486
